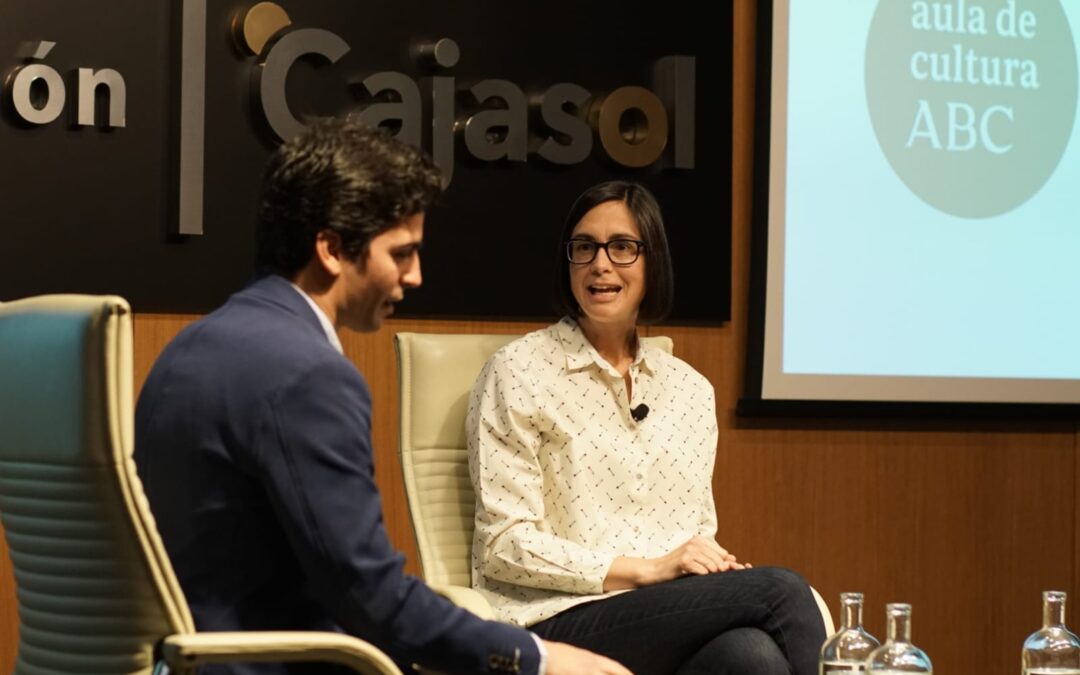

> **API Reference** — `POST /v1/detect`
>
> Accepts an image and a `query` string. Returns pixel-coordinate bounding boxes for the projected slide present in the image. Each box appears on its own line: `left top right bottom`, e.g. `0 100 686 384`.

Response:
759 0 1080 404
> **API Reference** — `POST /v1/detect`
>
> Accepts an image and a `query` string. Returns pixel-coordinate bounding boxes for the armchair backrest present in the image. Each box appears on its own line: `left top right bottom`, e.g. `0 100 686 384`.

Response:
0 295 194 675
394 331 672 587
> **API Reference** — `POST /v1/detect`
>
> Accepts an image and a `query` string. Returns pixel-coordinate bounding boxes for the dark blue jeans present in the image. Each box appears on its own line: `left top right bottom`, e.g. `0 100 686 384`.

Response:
531 567 826 675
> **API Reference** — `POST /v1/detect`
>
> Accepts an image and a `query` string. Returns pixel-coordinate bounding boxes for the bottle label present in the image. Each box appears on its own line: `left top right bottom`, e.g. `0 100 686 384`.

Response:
821 663 865 673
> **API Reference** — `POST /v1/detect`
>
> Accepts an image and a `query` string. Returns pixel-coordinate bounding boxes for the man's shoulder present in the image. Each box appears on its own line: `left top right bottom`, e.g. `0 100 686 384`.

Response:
195 277 324 349
150 277 351 392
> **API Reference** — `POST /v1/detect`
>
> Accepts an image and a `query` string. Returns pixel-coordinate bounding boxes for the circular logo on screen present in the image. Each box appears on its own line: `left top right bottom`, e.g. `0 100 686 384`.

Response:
865 0 1077 218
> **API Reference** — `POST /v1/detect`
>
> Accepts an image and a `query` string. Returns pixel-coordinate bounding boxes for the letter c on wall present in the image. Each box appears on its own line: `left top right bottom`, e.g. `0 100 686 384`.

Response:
259 28 350 142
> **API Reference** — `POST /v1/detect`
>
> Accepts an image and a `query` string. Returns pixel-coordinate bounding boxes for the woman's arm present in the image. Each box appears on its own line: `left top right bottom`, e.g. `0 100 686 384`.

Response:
468 355 617 595
602 537 741 590
697 399 719 539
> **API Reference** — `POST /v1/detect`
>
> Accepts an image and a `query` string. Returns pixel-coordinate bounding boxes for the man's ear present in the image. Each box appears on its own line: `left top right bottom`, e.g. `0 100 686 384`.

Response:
313 230 345 277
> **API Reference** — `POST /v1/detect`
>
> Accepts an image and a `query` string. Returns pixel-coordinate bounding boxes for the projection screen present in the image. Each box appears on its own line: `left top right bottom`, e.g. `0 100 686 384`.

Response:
741 0 1080 415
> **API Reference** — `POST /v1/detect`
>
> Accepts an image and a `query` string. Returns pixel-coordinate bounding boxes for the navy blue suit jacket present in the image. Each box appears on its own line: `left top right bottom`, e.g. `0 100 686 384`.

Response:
135 275 539 675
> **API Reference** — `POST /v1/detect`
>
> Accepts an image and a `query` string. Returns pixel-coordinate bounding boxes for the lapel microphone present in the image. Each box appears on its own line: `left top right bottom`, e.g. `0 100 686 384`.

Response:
630 403 650 422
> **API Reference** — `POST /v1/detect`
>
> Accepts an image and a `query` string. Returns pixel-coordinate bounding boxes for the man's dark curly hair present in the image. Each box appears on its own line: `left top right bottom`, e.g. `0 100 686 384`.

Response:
256 116 444 276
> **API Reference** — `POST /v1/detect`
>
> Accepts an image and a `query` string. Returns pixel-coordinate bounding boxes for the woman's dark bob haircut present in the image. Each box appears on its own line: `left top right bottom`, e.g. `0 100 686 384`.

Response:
553 181 674 324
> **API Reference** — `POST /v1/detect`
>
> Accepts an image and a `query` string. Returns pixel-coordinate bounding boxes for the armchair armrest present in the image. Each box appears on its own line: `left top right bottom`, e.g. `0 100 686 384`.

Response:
162 632 402 675
810 586 836 635
429 583 496 620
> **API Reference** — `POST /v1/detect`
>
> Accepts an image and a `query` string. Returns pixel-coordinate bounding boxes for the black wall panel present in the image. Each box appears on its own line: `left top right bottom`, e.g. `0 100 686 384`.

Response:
0 1 732 322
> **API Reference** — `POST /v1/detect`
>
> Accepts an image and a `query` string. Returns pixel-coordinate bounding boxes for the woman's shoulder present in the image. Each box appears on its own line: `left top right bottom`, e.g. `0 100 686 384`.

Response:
641 342 714 390
479 319 565 382
489 320 567 367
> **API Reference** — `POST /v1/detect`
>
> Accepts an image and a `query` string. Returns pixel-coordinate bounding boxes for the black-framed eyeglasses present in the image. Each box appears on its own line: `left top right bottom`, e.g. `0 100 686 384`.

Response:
566 238 645 265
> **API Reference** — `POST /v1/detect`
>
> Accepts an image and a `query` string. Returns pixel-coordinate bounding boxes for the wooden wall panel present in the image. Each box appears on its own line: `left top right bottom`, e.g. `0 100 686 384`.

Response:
0 4 1075 675
0 523 16 673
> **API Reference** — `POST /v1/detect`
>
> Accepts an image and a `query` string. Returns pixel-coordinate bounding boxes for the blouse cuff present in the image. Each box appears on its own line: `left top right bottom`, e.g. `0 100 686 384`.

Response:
581 550 619 594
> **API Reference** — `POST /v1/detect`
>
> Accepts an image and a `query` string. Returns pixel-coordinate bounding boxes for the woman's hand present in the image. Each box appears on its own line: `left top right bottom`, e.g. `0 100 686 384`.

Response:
652 536 749 580
603 537 750 591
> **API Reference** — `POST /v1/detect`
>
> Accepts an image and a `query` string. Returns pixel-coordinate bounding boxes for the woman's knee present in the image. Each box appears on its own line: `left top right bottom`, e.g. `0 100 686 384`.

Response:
757 566 810 591
753 566 817 606
680 627 790 675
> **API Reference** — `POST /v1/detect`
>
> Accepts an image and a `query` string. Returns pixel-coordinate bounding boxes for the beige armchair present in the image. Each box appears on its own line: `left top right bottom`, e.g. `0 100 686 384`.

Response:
0 295 401 675
394 331 835 635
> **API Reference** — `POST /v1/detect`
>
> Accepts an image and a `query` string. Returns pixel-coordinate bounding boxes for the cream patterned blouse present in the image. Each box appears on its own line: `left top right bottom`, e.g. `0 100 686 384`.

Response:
467 318 719 627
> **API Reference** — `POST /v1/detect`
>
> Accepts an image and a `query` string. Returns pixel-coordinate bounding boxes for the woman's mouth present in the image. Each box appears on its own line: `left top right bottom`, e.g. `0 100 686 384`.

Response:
588 284 622 297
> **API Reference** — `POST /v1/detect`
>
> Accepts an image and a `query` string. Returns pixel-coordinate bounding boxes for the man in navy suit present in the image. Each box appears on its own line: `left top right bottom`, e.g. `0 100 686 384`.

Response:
134 118 630 675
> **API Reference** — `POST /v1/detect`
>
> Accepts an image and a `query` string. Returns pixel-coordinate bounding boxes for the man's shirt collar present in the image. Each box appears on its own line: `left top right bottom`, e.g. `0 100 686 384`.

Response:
289 283 344 354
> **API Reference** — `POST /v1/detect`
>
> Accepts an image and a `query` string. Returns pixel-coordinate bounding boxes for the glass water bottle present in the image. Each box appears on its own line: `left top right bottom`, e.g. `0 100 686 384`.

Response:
865 603 932 673
1022 591 1080 674
820 592 881 673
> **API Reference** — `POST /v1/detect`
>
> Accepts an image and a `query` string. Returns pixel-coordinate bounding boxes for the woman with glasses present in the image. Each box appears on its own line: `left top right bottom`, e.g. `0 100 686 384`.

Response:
466 181 825 675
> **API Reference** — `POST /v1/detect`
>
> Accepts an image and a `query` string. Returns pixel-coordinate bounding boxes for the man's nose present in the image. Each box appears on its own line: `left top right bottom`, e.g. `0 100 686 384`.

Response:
403 253 422 288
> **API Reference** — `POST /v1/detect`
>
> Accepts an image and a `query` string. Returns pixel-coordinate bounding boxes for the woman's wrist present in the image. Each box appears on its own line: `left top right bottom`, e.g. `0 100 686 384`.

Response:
603 556 653 591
